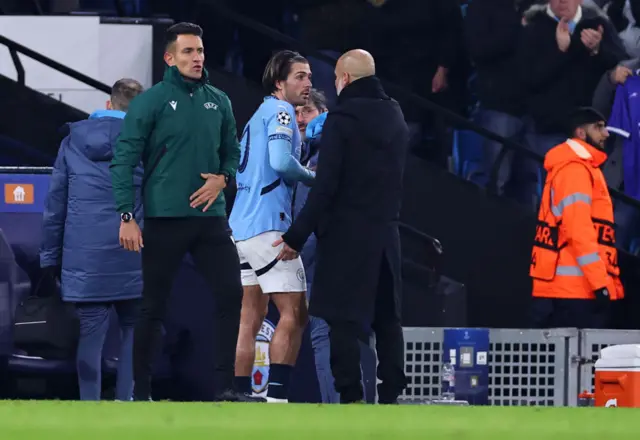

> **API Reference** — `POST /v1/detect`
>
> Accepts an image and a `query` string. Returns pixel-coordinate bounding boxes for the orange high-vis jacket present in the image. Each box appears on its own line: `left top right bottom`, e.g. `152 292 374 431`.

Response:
530 138 624 300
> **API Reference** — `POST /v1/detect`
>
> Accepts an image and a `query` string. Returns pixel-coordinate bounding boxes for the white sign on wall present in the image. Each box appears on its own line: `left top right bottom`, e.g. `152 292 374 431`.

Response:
0 16 153 114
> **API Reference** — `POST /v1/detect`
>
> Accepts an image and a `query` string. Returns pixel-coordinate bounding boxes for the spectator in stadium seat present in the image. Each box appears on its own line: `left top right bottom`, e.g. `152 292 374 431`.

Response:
465 0 528 200
593 60 637 119
519 0 628 200
595 56 640 252
607 0 640 58
39 78 144 401
276 49 408 404
365 0 469 165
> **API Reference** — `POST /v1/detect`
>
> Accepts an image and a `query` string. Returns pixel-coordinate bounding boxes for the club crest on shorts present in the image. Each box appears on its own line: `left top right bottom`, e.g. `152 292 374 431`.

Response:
296 268 305 283
252 318 276 397
276 111 291 126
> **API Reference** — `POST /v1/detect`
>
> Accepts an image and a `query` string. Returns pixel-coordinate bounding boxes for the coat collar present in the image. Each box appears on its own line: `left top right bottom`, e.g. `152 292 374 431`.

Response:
565 138 608 167
163 65 209 93
89 109 126 120
337 75 389 104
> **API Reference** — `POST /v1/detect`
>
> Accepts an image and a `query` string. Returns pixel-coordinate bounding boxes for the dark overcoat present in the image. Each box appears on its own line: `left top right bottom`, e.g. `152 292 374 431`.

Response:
282 75 409 324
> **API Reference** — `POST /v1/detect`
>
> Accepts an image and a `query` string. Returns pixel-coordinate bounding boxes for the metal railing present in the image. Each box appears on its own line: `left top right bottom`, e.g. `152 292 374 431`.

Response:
402 326 640 407
0 34 111 94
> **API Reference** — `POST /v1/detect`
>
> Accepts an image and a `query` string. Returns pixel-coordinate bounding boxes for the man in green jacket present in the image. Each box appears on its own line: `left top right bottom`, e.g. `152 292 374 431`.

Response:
110 22 258 402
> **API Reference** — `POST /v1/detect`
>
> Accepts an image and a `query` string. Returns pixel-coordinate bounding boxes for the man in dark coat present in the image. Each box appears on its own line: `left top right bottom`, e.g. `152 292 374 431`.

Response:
274 49 409 404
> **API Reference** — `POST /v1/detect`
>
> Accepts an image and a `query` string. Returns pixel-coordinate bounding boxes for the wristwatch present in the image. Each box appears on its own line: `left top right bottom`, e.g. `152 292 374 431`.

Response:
221 172 230 184
120 212 133 223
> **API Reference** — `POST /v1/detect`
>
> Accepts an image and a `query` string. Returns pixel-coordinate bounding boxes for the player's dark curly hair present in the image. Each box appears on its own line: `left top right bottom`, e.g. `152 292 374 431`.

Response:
262 50 309 94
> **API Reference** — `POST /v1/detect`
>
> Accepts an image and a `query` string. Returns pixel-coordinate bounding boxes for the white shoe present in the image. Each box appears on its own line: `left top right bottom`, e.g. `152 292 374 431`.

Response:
266 397 288 403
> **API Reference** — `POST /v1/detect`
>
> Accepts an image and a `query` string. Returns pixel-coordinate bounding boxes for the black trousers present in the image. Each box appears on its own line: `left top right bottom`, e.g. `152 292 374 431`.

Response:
326 253 407 404
133 216 242 399
0 355 8 398
530 297 611 329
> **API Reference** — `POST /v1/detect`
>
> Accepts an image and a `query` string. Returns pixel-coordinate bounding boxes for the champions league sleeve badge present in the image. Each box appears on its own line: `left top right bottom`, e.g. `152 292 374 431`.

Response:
276 111 292 126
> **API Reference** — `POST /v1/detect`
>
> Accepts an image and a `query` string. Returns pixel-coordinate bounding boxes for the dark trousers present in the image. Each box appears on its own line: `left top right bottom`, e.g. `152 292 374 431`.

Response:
530 297 611 329
75 299 139 401
326 253 407 404
134 216 242 399
0 355 8 399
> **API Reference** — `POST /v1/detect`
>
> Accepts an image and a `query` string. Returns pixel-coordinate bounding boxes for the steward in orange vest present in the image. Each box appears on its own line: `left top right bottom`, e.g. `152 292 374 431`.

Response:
530 108 623 329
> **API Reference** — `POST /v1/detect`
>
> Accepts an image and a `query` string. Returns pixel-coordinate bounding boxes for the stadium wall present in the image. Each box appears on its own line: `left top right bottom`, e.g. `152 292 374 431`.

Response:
0 16 152 114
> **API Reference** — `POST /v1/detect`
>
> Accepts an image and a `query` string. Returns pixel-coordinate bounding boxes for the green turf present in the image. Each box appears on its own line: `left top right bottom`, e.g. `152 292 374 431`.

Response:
1 400 638 439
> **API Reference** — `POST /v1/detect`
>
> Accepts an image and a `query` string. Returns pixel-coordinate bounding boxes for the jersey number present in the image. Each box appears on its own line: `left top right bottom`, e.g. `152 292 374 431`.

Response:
238 124 250 174
531 251 537 268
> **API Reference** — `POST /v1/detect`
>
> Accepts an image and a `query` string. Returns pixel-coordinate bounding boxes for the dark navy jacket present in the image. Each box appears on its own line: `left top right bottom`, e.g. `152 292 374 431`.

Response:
40 110 143 303
293 112 327 296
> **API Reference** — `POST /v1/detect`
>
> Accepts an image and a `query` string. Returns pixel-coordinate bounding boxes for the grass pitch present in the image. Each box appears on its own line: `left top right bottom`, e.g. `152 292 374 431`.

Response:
1 400 638 439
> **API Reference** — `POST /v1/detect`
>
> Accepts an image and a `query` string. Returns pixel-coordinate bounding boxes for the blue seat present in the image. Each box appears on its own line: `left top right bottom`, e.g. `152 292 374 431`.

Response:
537 167 544 199
451 129 485 183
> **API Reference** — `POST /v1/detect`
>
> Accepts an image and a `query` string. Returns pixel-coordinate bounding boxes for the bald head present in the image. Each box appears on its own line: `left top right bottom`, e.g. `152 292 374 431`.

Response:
337 49 375 79
335 49 376 95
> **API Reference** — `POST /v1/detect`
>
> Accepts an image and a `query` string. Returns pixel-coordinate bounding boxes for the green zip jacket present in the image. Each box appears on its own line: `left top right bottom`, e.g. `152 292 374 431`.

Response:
110 66 240 218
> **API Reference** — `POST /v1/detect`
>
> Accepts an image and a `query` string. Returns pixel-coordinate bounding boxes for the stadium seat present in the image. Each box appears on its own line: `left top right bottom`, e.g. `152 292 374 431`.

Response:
0 229 31 356
536 167 544 200
0 229 76 398
451 129 485 183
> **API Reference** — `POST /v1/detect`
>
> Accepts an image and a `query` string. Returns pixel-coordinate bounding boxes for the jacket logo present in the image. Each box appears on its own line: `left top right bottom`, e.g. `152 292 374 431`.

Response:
169 101 177 111
204 102 218 110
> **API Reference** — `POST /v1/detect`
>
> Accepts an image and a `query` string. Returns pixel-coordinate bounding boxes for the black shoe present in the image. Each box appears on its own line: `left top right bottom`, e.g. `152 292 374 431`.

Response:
133 392 152 401
214 390 266 403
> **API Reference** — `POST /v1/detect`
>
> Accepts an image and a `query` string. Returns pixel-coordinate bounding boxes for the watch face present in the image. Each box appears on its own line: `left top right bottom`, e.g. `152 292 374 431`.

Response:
121 212 132 222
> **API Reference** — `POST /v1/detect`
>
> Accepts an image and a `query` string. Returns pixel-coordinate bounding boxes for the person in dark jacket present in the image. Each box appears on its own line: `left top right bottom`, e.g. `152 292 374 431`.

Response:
465 0 528 200
365 0 469 165
294 99 371 404
40 78 145 401
293 92 336 402
593 58 639 251
276 49 409 404
519 0 628 146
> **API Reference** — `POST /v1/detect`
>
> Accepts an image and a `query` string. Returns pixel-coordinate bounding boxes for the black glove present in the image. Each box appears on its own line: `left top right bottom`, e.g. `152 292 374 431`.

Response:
594 287 611 308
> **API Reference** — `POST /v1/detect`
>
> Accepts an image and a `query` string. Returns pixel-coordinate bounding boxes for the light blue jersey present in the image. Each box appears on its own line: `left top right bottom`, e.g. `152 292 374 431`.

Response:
230 96 315 241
